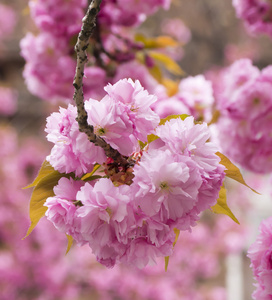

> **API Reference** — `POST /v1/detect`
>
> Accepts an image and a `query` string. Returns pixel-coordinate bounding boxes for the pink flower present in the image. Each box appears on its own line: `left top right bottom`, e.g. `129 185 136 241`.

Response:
132 149 202 223
176 75 214 121
120 238 173 269
155 117 220 172
113 61 159 95
29 0 87 38
0 87 17 116
0 4 16 42
146 117 225 225
85 79 160 156
75 178 133 267
233 0 272 38
215 59 272 173
217 58 260 111
20 32 76 102
104 79 160 142
85 97 137 156
153 96 190 119
161 18 191 44
45 104 106 176
99 0 170 27
44 177 83 234
248 217 272 299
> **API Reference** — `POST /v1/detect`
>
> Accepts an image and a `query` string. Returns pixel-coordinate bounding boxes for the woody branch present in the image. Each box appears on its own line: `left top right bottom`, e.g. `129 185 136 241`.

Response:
73 0 130 168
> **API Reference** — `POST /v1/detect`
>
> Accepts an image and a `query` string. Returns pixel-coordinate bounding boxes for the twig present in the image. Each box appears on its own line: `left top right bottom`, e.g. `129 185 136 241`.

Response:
73 0 130 167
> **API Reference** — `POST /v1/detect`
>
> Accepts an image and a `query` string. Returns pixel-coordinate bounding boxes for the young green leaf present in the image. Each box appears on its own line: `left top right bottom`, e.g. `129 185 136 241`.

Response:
216 152 260 194
81 164 101 181
165 228 180 271
23 160 55 189
149 51 184 76
138 140 147 149
161 78 179 97
211 183 240 224
66 234 74 255
147 134 159 144
135 33 179 49
148 64 163 82
173 228 180 247
24 170 65 239
165 256 170 272
160 114 189 126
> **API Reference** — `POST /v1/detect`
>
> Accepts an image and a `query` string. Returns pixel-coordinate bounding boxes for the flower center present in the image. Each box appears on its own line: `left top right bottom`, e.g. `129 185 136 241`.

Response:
96 127 106 135
160 181 169 190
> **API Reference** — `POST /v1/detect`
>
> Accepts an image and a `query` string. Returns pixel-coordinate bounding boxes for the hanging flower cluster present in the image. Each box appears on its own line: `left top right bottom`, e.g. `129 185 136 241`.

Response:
39 78 226 268
20 0 172 103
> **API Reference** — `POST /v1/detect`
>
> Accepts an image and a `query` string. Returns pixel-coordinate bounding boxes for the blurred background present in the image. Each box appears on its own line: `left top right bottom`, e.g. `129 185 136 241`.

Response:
1 0 272 299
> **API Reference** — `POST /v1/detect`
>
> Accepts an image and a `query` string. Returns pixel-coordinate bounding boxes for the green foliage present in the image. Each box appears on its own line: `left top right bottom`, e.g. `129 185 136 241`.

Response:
135 33 179 49
216 152 260 194
165 228 180 271
81 164 102 181
211 183 239 224
159 114 189 125
161 78 179 97
149 51 184 76
148 64 163 82
147 134 159 144
211 152 261 224
66 235 74 255
23 160 55 189
23 160 74 238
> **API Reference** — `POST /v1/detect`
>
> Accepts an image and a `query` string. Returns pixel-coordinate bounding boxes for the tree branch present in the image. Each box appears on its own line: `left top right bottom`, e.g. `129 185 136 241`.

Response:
73 0 131 168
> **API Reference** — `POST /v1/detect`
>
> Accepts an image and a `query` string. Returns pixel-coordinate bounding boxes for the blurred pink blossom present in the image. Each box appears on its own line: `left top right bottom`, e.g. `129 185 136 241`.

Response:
0 86 17 116
248 216 272 299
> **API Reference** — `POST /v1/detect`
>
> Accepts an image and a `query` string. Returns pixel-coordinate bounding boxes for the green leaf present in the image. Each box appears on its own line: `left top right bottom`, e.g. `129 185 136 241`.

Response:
82 175 102 182
160 114 189 126
24 170 65 239
149 51 184 76
148 64 163 82
23 160 55 189
147 134 159 144
66 234 73 255
165 256 170 272
208 110 220 126
211 183 240 224
81 164 101 181
216 152 260 194
135 34 179 49
173 228 180 247
138 140 147 149
165 228 180 271
161 78 179 97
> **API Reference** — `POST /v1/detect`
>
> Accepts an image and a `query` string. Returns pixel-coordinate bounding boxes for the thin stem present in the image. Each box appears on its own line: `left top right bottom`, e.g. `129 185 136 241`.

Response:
73 0 130 168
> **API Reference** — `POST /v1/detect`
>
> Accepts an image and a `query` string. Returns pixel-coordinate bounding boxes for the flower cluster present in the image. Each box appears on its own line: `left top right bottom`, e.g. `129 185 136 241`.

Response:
233 0 272 38
214 58 272 173
44 79 225 268
0 122 249 299
248 216 272 300
20 0 171 103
